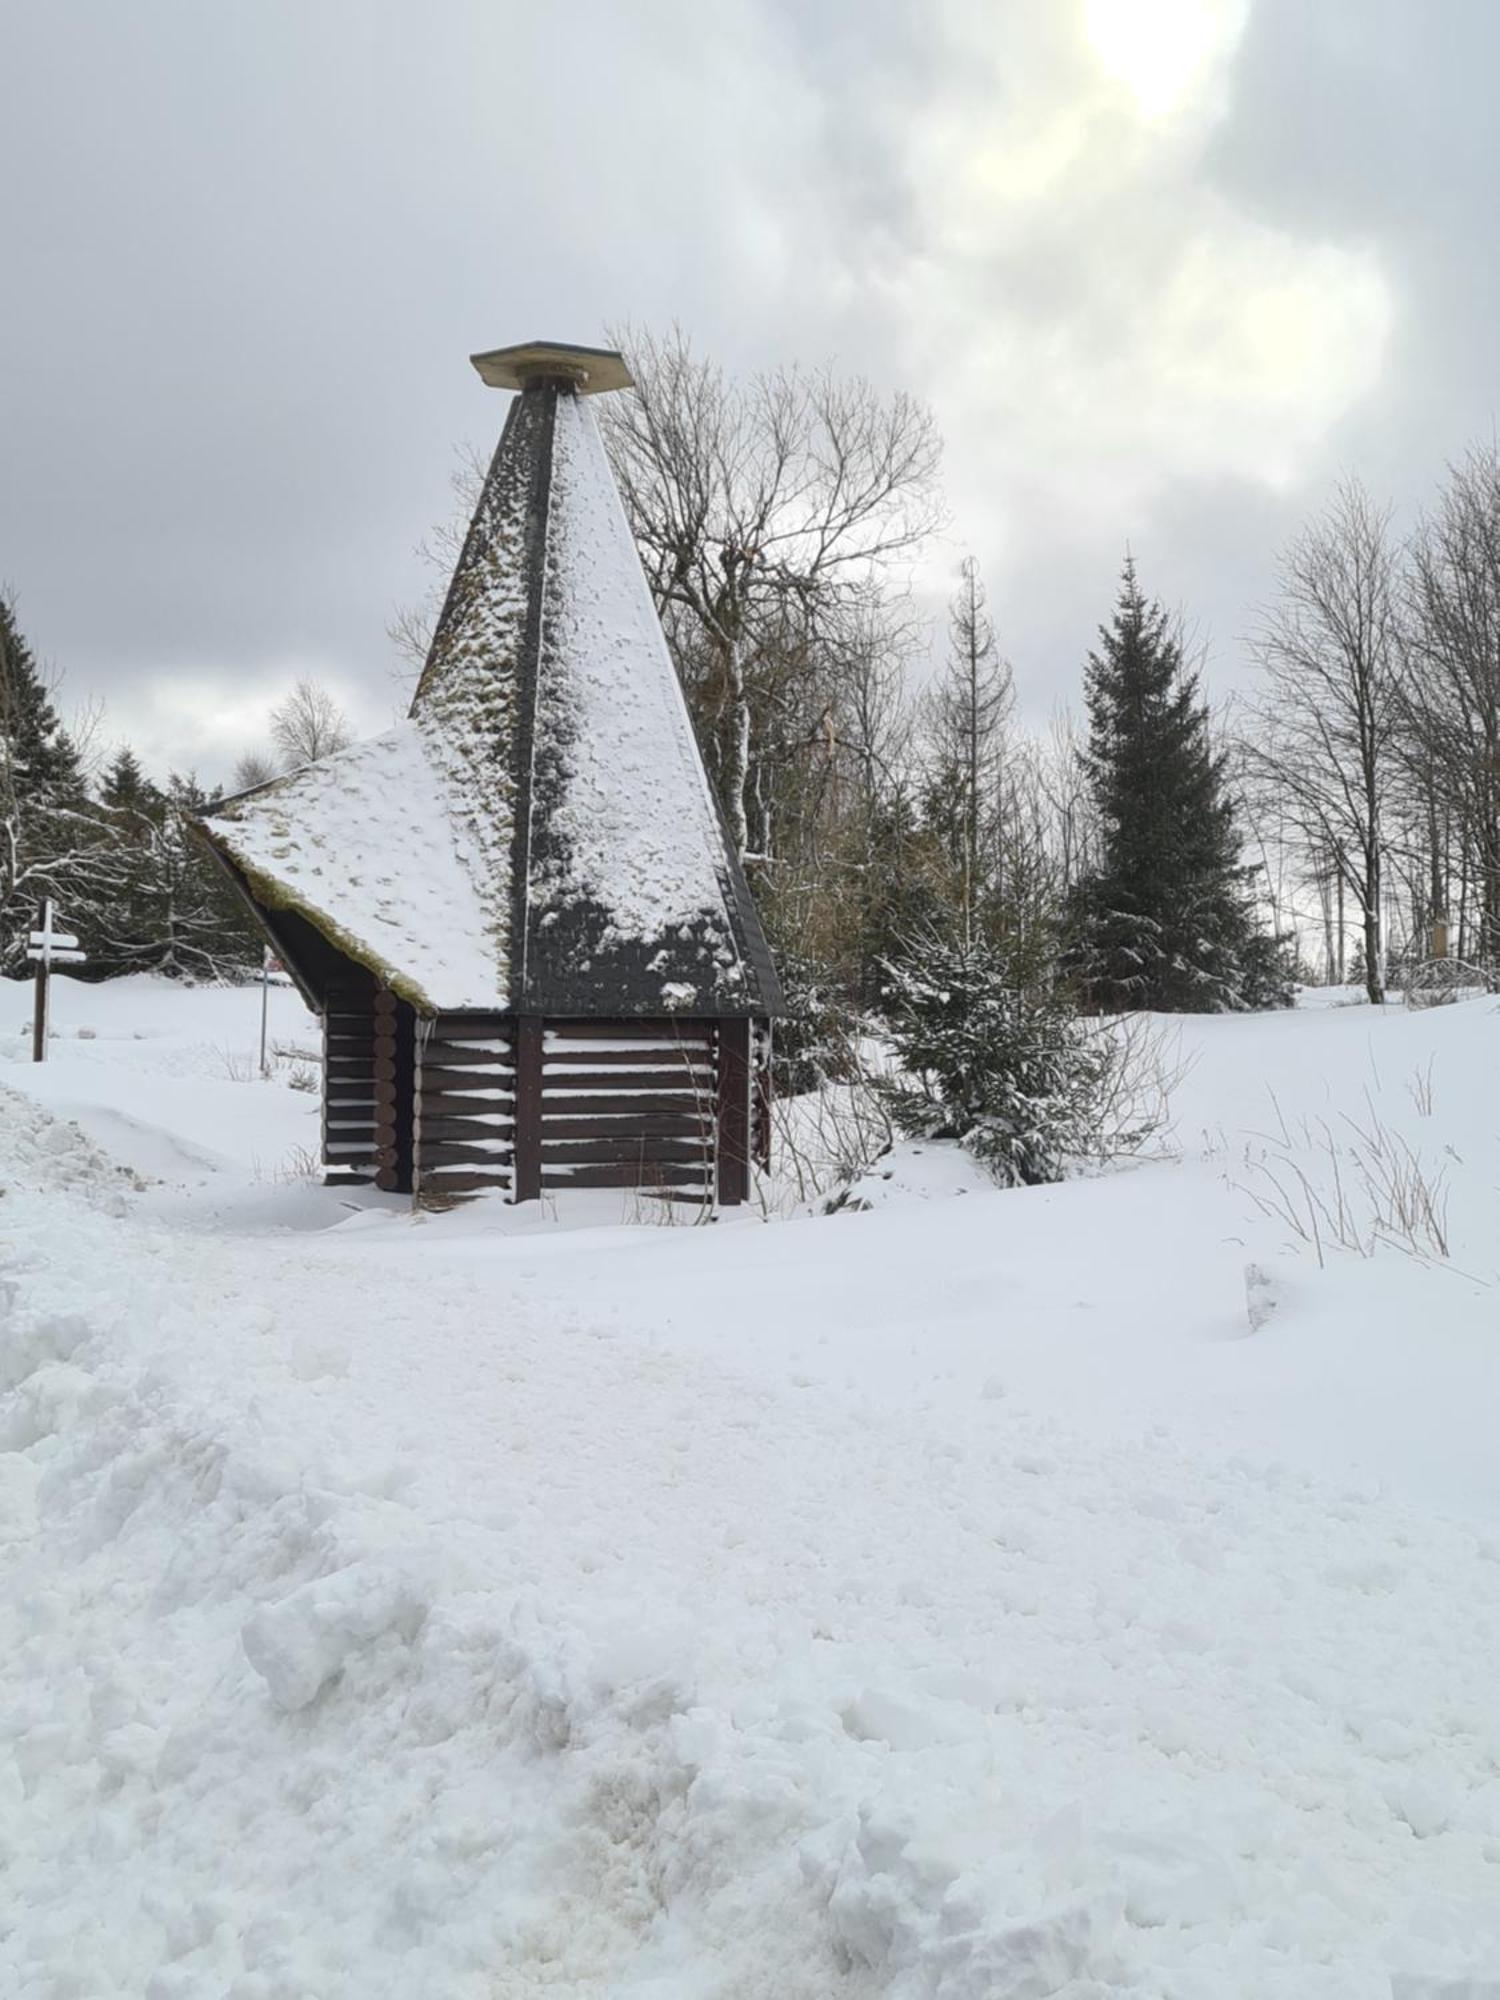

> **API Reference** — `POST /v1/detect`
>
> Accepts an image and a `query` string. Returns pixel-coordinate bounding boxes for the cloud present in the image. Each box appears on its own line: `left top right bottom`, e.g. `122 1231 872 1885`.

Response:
98 662 394 789
858 2 1392 550
0 0 1444 764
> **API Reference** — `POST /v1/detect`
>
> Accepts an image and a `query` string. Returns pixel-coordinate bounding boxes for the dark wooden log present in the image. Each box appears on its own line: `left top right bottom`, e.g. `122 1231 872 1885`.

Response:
716 1017 751 1206
423 1019 514 1042
542 1068 719 1093
413 1066 516 1095
540 1163 712 1190
513 1015 543 1203
540 1047 714 1069
373 1055 398 1084
416 1141 515 1169
542 1019 712 1040
414 1095 514 1125
412 1109 511 1137
417 1167 511 1194
540 1137 711 1166
326 1079 379 1103
419 1041 515 1069
532 1091 704 1117
373 988 398 1017
538 1114 708 1142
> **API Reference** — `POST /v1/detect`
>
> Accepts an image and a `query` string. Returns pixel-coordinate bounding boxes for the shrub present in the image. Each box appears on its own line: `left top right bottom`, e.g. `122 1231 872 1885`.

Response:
770 950 861 1096
879 937 1115 1188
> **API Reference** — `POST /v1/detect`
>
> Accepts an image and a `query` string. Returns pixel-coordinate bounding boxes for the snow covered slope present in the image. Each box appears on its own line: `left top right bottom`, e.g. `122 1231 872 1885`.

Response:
2 978 1499 1996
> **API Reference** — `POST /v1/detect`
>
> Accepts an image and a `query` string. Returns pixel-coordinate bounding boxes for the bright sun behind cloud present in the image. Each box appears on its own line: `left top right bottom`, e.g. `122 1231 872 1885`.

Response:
1082 0 1250 117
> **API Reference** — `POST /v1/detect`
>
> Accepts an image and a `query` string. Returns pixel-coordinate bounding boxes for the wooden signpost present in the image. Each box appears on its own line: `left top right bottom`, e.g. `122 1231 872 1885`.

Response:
27 899 86 1062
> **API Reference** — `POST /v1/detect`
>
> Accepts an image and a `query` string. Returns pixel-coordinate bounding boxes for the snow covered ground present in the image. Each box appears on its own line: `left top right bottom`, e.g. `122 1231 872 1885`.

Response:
2 974 1498 1998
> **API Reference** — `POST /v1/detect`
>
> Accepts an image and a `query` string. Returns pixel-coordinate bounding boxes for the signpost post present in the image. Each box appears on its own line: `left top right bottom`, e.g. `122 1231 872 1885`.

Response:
27 900 87 1062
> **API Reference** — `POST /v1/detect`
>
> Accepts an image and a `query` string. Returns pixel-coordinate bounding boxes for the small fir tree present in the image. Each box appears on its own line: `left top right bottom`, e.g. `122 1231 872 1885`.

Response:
926 558 1014 943
880 934 1111 1187
1067 560 1274 1012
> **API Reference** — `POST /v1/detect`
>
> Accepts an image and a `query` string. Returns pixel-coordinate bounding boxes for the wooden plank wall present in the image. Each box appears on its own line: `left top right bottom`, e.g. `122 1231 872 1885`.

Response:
372 988 416 1193
537 1020 717 1201
413 1014 514 1203
322 975 378 1182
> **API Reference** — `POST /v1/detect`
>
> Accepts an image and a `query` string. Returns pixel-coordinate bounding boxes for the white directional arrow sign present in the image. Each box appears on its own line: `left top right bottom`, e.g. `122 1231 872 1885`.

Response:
28 899 86 1060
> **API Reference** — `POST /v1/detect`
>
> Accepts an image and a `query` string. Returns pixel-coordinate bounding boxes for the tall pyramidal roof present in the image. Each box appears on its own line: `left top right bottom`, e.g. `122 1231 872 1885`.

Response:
198 342 780 1018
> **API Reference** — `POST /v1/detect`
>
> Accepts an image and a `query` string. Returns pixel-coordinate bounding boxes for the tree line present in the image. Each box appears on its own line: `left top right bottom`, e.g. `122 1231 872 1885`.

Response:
7 324 1498 1042
0 606 352 981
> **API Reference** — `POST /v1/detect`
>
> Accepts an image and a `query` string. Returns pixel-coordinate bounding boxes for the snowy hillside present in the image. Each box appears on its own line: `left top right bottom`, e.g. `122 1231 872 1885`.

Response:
3 975 1499 1997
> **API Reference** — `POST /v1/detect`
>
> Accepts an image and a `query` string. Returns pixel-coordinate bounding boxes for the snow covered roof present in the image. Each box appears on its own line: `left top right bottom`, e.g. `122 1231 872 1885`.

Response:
197 348 780 1018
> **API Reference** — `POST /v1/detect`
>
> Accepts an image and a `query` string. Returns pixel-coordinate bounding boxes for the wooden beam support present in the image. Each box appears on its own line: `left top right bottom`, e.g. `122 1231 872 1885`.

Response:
716 1017 751 1207
513 1015 543 1203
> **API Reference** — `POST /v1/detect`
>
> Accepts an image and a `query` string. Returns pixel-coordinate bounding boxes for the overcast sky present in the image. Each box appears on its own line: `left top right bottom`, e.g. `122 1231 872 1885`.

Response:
3 0 1497 781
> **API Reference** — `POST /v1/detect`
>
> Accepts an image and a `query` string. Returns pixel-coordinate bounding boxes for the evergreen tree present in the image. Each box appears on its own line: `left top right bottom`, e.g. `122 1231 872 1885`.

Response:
1067 560 1276 1013
926 558 1014 943
0 590 81 799
1 590 100 971
100 745 152 811
880 934 1111 1187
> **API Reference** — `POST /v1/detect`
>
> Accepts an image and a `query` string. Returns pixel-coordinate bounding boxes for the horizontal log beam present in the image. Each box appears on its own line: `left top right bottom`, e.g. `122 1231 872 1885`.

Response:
536 1104 712 1120
417 1141 515 1168
540 1163 711 1189
540 1049 713 1070
416 1089 515 1119
416 1066 518 1095
543 1070 717 1093
418 1043 515 1070
540 1137 711 1165
538 1114 709 1142
417 1167 511 1194
542 1019 716 1039
413 1114 513 1143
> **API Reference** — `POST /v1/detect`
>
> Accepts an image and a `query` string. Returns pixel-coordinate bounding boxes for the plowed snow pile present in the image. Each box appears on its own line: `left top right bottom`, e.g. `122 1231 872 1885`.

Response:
2 977 1499 1997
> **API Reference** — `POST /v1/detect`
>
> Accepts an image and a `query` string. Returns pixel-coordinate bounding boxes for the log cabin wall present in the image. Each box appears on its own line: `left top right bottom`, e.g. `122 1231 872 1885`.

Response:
407 1014 761 1208
535 1019 719 1202
372 988 417 1193
413 1014 515 1204
322 973 379 1183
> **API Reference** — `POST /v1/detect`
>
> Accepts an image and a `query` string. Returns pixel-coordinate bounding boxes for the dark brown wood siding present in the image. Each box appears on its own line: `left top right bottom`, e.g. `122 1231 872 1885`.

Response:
408 1014 766 1208
322 975 378 1182
413 1014 515 1202
538 1019 717 1200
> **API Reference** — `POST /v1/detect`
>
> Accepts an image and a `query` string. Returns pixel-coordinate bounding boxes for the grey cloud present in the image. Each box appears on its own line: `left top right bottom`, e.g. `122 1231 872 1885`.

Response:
2 0 1495 779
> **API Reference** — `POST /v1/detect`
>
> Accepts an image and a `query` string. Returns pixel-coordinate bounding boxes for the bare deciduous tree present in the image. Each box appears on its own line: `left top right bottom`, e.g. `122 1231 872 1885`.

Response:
269 680 353 769
1246 480 1403 1003
1405 446 1500 970
599 323 944 863
230 750 278 794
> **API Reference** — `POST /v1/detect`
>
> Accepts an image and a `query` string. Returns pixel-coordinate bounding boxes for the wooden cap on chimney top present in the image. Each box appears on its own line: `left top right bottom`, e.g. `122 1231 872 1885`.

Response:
469 340 633 394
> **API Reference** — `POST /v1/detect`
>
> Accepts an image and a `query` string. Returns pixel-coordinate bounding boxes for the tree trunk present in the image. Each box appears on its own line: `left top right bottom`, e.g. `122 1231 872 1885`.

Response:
1363 844 1384 1005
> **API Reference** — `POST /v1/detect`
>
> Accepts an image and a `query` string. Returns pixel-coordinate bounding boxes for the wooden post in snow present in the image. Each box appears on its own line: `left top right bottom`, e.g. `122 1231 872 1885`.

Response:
513 1016 543 1203
27 899 86 1063
716 1017 751 1206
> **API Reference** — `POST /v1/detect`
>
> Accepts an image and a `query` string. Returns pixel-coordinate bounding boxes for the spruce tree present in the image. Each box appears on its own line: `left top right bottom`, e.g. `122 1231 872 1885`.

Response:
0 591 81 799
1068 560 1275 1012
1 590 97 971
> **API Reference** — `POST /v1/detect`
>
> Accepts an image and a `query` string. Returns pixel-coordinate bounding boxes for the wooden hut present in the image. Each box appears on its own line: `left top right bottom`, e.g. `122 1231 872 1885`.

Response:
193 340 781 1208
